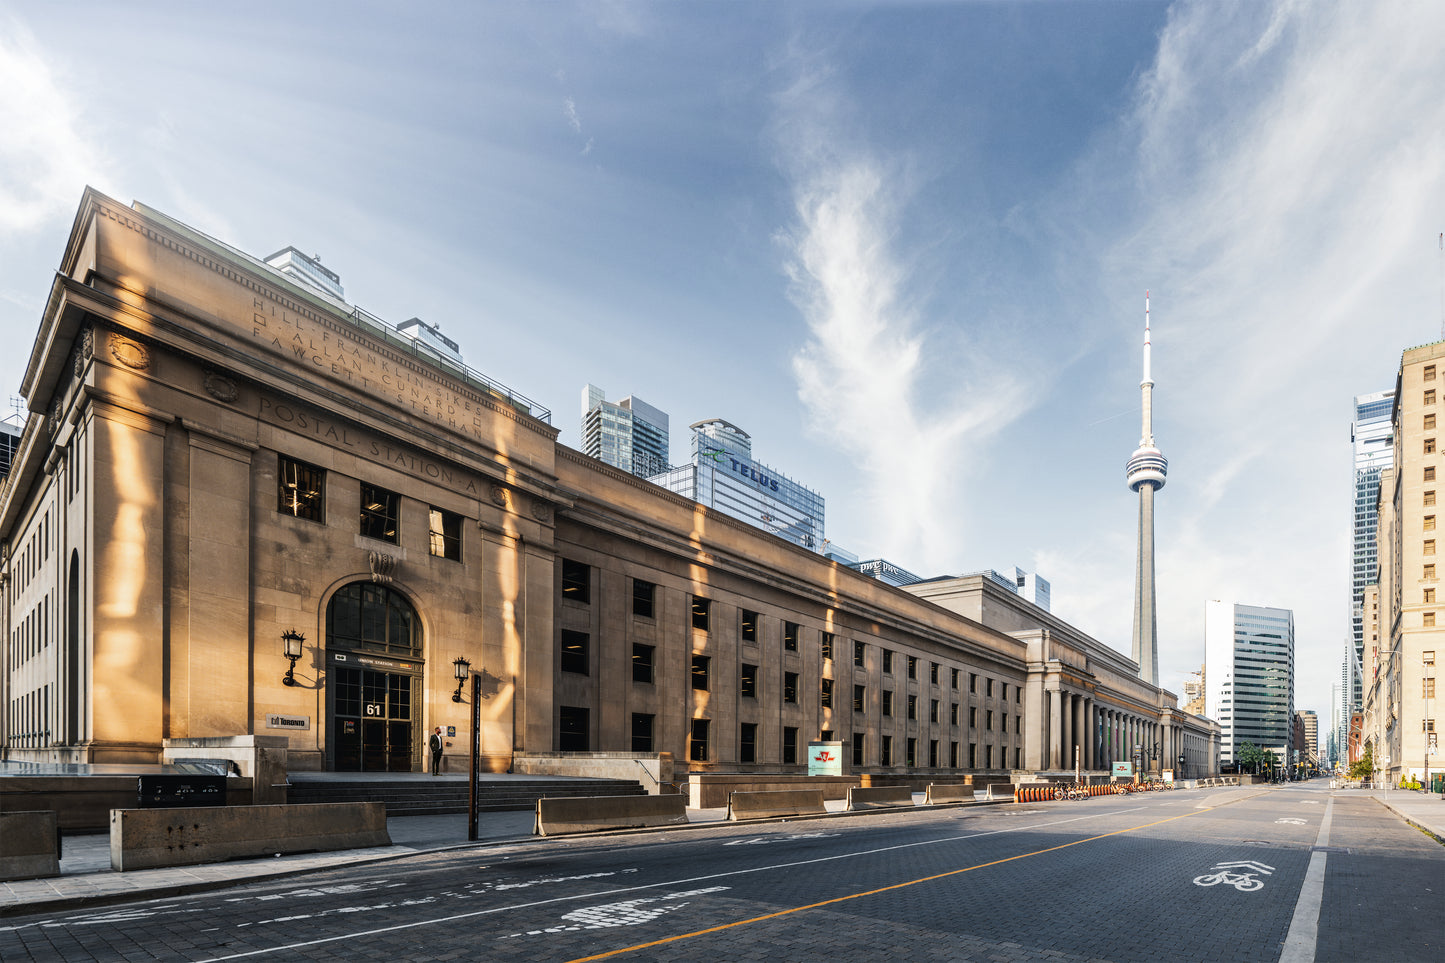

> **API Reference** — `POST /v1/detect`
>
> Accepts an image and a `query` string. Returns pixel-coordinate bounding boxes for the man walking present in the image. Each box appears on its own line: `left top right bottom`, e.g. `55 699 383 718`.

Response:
429 727 444 775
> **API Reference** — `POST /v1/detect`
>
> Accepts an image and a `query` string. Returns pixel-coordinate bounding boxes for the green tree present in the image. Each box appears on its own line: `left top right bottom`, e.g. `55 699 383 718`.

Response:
1236 741 1264 773
1347 744 1374 780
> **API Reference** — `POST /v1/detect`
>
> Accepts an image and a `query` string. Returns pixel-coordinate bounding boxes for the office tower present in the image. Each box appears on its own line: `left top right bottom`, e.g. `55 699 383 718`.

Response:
1013 568 1052 612
1366 343 1444 784
581 385 670 479
1300 709 1318 765
1205 601 1295 766
1351 390 1395 710
651 419 824 551
1126 293 1168 686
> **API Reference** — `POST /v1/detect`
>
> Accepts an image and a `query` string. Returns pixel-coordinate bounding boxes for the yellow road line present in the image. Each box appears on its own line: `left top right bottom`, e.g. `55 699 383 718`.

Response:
566 806 1215 962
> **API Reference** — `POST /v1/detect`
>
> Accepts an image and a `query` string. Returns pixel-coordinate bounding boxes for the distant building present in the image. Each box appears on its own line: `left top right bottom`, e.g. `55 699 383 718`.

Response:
849 559 923 587
650 419 823 551
264 246 345 301
1182 666 1205 716
1298 709 1318 766
396 318 464 368
1012 568 1051 612
581 385 670 479
1351 390 1394 712
0 413 21 478
1205 600 1295 766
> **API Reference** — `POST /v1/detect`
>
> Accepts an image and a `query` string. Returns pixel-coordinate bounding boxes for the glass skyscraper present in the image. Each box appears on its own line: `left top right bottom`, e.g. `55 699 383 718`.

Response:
650 419 825 551
1351 390 1394 711
581 384 670 479
1205 601 1295 766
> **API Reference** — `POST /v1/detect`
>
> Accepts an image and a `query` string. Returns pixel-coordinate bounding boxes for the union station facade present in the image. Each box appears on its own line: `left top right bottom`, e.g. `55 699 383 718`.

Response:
0 189 1219 780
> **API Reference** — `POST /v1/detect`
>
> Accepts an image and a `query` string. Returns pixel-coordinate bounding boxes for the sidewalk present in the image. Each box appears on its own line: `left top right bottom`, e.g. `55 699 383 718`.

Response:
1356 787 1445 843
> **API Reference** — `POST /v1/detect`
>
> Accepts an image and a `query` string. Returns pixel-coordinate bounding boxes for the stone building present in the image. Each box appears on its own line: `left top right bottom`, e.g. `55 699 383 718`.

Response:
0 189 1218 779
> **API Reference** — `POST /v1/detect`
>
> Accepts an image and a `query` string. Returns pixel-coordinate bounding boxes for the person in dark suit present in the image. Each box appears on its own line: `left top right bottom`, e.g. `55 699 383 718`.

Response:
429 727 444 775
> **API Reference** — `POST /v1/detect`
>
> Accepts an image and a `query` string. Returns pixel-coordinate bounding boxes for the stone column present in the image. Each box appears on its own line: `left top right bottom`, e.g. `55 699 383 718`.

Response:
1072 695 1086 772
1048 688 1062 770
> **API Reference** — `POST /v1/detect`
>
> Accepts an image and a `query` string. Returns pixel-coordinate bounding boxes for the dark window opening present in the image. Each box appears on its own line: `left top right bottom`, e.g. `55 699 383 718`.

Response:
278 456 325 522
560 630 589 675
561 559 590 603
359 483 399 543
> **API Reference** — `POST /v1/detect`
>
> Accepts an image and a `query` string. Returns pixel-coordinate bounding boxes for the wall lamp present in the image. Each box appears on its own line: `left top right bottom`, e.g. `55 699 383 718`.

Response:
281 630 306 687
453 656 472 702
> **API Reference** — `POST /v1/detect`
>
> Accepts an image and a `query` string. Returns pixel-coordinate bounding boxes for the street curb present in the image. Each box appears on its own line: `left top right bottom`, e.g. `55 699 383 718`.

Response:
1372 796 1445 846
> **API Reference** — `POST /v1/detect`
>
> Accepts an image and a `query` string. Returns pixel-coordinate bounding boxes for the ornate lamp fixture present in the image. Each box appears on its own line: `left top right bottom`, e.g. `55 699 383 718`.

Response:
281 630 305 687
452 656 472 703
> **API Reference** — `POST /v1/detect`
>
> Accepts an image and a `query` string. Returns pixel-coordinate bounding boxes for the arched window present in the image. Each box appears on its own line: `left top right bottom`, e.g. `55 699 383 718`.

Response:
326 583 420 658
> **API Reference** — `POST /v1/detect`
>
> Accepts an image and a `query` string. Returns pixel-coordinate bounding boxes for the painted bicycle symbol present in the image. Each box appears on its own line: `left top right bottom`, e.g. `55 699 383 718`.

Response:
1193 860 1274 892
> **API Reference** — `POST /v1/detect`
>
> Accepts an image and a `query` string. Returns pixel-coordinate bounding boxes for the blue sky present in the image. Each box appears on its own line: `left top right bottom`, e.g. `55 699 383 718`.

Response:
4 1 1443 730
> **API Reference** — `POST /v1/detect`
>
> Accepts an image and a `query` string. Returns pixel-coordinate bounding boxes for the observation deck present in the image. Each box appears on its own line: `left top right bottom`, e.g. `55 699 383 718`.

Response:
1126 446 1168 491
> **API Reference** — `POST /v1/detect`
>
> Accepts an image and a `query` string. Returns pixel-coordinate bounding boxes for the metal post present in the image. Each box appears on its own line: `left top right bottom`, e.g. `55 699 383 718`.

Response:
468 673 480 841
1424 657 1433 794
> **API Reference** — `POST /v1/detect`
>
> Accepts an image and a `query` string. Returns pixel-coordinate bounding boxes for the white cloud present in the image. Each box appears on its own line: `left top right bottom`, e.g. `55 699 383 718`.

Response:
563 96 582 134
0 18 107 232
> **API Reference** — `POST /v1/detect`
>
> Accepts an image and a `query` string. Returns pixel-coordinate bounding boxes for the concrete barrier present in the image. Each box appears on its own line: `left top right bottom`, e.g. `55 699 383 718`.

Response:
924 784 975 805
726 789 827 821
534 794 688 836
513 752 675 795
110 802 390 871
689 774 856 808
847 786 915 811
0 811 60 881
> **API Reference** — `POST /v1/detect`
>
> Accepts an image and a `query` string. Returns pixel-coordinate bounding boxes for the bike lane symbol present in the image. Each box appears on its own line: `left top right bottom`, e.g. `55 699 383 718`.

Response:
1193 860 1275 892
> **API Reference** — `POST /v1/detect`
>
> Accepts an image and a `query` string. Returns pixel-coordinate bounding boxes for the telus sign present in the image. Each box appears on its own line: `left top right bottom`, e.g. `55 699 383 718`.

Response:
703 447 781 492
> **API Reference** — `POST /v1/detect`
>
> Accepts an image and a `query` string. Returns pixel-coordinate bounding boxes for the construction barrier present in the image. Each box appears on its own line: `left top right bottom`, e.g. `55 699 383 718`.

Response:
0 811 60 881
1013 786 1061 802
110 802 389 871
726 789 828 821
924 783 975 805
534 793 688 836
847 786 915 811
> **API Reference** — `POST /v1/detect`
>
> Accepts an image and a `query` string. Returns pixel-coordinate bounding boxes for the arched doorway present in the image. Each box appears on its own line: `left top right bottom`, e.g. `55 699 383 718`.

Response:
325 582 422 772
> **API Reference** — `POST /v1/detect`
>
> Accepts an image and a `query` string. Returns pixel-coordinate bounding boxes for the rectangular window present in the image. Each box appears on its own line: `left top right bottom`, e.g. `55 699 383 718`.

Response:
1427 540 1437 556
690 719 709 762
880 735 893 767
969 742 977 768
783 621 799 651
999 682 1007 701
740 723 757 764
950 703 959 726
559 706 589 752
561 558 590 603
854 641 866 667
1428 516 1437 531
950 742 960 768
692 655 710 690
783 727 798 764
970 707 978 729
951 668 959 689
854 684 866 713
820 729 834 741
1429 365 1438 381
882 690 893 717
741 610 758 643
905 737 917 767
1426 438 1436 455
907 655 917 679
883 650 894 674
1428 491 1438 507
1001 713 1008 733
1428 389 1437 405
986 745 994 769
986 710 994 730
931 662 940 684
784 671 799 703
428 507 462 560
986 679 994 697
969 673 977 693
278 456 325 522
821 678 834 708
632 644 654 684
928 739 939 768
1429 565 1439 580
632 579 655 618
821 632 834 661
359 483 400 543
560 630 589 675
1429 467 1438 482
853 734 865 767
1425 679 1436 698
631 713 654 753
1426 612 1437 627
1427 589 1437 604
1428 414 1438 430
692 596 710 631
907 694 917 720
1427 651 1436 665
741 663 758 698
930 699 939 723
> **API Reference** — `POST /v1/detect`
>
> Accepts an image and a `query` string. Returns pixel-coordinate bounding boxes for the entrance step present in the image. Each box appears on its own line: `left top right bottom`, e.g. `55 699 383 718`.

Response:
285 778 647 816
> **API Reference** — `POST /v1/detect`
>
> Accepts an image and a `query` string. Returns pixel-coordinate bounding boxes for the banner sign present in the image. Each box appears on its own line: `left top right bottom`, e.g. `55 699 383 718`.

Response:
808 741 844 776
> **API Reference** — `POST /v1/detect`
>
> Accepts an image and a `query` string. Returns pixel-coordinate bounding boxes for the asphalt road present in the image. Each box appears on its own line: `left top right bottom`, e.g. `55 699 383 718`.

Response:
2 783 1439 962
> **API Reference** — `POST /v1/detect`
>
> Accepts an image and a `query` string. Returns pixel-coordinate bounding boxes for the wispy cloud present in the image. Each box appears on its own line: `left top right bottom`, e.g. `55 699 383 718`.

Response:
563 97 582 134
774 73 1025 569
0 17 107 231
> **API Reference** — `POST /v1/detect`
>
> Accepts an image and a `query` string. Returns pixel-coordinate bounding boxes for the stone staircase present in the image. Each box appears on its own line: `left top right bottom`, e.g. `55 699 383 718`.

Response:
285 777 647 817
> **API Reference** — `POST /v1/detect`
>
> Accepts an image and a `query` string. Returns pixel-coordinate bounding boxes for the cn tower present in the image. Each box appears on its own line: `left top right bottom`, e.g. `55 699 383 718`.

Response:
1126 291 1167 686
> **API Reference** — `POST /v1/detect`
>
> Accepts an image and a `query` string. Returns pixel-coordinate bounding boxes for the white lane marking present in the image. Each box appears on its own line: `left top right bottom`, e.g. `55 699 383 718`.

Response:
500 887 731 939
1279 795 1334 963
195 805 1148 961
1276 818 1307 825
724 833 839 846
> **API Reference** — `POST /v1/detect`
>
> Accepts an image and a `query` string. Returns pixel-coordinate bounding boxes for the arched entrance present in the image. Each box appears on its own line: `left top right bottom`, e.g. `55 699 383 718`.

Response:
325 582 423 772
